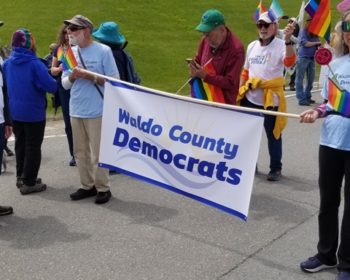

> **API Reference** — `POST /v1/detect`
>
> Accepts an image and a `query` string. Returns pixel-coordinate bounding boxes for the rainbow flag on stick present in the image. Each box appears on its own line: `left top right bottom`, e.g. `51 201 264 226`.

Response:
253 0 266 21
327 78 350 117
305 0 331 42
60 46 78 71
189 60 225 103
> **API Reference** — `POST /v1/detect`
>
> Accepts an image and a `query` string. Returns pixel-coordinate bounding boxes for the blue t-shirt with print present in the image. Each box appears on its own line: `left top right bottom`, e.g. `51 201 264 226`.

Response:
320 55 350 150
63 42 119 118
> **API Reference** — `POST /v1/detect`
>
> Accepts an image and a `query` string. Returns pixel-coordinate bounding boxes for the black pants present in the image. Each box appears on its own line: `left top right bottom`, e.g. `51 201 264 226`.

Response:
58 84 73 157
13 120 45 186
317 145 350 271
289 70 296 87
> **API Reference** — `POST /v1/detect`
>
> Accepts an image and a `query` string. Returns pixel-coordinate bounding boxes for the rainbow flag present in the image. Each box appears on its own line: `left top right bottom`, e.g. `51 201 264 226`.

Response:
189 61 225 103
190 78 225 103
327 78 350 117
57 46 64 61
61 46 78 71
305 0 331 42
253 0 266 21
268 0 284 22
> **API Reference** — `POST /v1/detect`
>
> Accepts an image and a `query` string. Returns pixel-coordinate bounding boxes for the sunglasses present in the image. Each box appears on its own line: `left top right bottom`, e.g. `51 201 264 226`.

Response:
341 21 350 32
67 25 85 32
257 22 271 29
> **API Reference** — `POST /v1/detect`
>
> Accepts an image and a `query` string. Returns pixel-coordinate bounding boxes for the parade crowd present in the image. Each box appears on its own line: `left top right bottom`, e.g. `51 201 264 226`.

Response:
1 2 350 279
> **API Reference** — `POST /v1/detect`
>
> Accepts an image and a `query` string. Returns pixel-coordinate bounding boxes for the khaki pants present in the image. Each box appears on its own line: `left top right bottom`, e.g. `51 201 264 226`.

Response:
71 117 110 192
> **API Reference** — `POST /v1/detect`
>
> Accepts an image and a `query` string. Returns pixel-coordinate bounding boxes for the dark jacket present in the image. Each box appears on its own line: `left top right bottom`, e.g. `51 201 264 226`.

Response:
3 47 57 122
110 44 141 84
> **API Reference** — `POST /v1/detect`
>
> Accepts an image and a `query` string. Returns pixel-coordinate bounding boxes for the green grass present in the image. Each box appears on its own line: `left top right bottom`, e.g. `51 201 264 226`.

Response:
0 0 341 96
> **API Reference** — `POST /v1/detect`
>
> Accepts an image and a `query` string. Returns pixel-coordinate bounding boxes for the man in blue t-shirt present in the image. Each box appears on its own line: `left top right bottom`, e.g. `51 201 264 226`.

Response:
295 18 321 106
62 15 119 204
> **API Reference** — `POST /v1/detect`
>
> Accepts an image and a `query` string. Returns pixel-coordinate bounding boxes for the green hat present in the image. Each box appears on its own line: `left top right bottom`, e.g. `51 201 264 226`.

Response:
195 9 225 32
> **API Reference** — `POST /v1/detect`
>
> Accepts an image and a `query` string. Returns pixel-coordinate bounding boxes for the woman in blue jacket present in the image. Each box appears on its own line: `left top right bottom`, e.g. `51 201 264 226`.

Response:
3 28 57 195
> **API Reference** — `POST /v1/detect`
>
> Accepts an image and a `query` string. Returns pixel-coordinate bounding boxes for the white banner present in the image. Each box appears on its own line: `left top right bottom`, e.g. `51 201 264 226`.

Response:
99 81 264 220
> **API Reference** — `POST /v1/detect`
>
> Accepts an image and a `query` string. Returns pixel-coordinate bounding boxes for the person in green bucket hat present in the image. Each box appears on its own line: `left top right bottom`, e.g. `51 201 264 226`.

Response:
92 21 140 84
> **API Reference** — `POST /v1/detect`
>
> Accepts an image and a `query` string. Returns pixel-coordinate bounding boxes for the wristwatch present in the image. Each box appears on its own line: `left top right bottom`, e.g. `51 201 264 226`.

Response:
285 41 292 46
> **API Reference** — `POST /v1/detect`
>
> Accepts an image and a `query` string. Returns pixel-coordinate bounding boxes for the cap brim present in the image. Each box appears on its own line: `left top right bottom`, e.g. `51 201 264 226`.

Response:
257 18 272 24
195 23 214 32
64 19 84 27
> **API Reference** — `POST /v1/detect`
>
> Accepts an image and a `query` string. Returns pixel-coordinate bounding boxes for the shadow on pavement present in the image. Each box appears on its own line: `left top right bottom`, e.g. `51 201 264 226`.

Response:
0 215 90 249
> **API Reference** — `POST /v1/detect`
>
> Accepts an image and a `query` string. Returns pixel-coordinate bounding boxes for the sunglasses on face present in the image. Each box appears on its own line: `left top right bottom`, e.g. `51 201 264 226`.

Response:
67 25 85 32
341 21 350 32
257 22 271 29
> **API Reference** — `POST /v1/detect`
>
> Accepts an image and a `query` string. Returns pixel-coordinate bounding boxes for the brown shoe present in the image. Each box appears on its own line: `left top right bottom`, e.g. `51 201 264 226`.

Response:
267 170 282 182
20 182 47 195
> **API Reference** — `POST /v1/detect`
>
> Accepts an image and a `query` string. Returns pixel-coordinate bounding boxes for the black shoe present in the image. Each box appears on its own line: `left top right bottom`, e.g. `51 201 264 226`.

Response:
95 191 112 204
16 177 42 188
69 157 76 167
0 205 13 216
267 170 281 181
70 187 97 200
299 101 311 106
289 86 296 91
300 255 337 273
309 99 316 104
20 182 47 195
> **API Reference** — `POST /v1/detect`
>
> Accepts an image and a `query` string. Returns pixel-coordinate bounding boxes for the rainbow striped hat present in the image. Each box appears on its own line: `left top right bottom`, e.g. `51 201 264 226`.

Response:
12 28 35 50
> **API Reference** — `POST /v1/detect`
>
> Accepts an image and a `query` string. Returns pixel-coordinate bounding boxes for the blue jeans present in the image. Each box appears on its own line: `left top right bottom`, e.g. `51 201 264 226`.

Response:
295 57 315 103
0 123 4 175
241 98 282 172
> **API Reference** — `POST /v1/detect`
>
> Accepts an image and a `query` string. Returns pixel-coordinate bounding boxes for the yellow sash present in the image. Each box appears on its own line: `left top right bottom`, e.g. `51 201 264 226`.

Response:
237 77 286 139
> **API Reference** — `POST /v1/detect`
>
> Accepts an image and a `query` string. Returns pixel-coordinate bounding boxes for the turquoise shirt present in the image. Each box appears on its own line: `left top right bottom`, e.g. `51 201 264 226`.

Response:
63 42 119 118
320 55 350 150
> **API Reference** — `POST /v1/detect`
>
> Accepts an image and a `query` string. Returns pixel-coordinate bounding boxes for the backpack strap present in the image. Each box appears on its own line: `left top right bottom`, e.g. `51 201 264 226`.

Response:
77 48 104 99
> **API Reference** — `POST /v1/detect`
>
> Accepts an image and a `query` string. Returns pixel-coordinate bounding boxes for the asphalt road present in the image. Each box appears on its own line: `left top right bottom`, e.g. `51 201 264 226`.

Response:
0 90 342 280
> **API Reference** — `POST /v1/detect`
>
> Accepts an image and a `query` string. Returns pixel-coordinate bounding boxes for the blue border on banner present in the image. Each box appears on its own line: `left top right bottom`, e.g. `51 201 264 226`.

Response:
108 80 262 118
101 163 247 221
